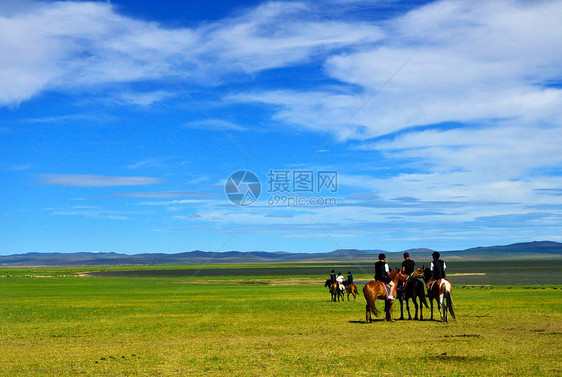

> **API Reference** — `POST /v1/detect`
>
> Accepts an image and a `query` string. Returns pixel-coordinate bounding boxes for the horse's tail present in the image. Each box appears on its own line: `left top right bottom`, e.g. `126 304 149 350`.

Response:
417 279 429 308
368 299 380 317
363 283 380 317
444 281 456 319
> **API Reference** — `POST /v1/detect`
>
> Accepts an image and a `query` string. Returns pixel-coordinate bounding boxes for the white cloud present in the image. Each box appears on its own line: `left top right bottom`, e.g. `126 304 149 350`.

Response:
362 122 562 177
0 0 382 106
47 205 149 220
233 0 562 139
115 90 176 106
39 174 164 187
183 119 247 131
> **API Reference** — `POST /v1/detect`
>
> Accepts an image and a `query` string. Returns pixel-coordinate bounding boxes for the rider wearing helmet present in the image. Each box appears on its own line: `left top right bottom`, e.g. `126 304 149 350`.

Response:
375 253 395 300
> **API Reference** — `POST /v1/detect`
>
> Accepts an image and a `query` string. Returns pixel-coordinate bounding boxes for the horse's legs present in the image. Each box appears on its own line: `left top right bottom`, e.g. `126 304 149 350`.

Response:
406 298 412 320
366 302 374 323
430 297 434 320
384 299 395 321
441 292 447 322
399 298 404 320
384 300 390 321
437 294 444 322
413 298 418 320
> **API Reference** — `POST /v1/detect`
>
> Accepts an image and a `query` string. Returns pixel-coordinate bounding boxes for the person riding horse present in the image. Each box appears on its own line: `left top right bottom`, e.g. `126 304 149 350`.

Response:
401 252 415 275
426 251 446 291
374 253 395 300
329 270 336 285
336 272 345 294
398 252 415 299
346 271 354 287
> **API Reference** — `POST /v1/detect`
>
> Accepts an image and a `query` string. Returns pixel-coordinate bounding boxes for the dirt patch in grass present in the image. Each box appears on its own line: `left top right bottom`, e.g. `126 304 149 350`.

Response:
443 334 482 338
426 353 484 361
172 279 325 285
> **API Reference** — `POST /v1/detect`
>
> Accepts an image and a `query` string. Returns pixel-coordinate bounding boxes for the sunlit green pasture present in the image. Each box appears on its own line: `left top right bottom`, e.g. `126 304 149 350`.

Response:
0 264 560 376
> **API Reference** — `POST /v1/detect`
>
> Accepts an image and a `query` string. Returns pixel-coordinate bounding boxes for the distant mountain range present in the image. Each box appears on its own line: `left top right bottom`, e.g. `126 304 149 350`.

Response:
0 241 560 266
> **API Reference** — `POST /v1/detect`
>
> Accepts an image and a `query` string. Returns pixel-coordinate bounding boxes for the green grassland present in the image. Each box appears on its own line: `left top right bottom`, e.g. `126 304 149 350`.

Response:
0 262 561 376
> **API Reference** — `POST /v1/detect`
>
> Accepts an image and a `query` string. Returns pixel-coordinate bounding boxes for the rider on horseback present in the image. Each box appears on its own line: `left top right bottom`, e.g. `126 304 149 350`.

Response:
336 272 345 293
398 252 415 300
426 251 446 291
330 270 337 285
375 253 395 300
346 271 354 287
401 252 415 275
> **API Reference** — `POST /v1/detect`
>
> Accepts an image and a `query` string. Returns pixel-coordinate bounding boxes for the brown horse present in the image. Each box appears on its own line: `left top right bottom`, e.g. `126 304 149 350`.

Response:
363 269 408 322
325 279 345 302
345 283 358 301
422 267 456 322
398 268 428 320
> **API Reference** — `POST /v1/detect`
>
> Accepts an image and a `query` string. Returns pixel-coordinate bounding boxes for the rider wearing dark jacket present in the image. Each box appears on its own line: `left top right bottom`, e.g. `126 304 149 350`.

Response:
398 252 415 299
427 251 446 290
401 252 415 275
375 261 391 284
374 253 395 300
432 259 446 280
346 271 354 286
330 270 337 284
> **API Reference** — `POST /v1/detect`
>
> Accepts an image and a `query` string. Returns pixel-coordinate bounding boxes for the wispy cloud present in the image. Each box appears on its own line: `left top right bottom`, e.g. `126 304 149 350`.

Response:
12 113 112 124
139 199 209 206
115 191 221 199
47 205 148 220
2 163 32 171
231 0 562 140
183 119 247 131
361 123 562 178
39 174 164 187
0 0 382 106
114 90 176 106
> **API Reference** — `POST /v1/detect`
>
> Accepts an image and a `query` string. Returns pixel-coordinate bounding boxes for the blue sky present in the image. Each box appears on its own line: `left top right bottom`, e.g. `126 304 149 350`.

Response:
1 0 561 255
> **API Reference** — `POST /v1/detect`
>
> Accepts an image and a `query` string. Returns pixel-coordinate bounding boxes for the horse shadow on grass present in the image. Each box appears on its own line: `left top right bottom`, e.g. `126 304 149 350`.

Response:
348 320 388 324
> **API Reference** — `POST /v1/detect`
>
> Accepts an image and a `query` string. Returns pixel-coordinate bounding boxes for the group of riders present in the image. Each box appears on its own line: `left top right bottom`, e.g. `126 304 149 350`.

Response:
328 270 355 292
329 251 446 300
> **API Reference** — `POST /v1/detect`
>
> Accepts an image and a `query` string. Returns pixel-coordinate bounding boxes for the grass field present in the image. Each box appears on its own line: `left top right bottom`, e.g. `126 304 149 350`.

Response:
0 262 561 376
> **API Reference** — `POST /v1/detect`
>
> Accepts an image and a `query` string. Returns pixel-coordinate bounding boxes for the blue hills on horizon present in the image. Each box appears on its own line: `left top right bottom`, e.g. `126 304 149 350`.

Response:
0 241 561 266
